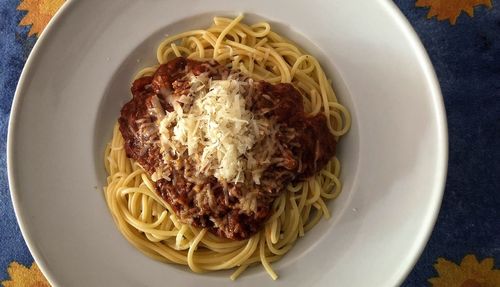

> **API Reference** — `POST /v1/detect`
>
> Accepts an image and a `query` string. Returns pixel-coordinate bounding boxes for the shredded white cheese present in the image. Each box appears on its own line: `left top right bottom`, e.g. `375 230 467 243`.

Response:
159 74 263 183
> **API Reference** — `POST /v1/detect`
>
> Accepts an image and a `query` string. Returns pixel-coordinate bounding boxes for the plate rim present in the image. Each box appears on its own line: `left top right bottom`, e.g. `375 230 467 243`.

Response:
379 1 448 285
7 1 75 286
6 0 448 286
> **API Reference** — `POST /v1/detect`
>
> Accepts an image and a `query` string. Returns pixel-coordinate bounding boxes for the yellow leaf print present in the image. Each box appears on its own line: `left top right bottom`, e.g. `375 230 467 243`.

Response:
429 255 500 287
2 262 50 287
416 0 493 24
17 0 66 37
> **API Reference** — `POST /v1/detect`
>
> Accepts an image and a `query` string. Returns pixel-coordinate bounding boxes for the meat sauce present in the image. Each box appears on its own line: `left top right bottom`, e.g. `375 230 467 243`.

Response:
119 57 336 240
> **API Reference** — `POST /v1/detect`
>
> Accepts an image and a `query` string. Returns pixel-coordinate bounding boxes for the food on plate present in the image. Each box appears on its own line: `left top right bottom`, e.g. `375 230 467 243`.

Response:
104 14 350 280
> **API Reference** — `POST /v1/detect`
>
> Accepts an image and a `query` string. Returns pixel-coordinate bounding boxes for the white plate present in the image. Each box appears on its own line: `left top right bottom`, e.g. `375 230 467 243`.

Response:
7 0 447 286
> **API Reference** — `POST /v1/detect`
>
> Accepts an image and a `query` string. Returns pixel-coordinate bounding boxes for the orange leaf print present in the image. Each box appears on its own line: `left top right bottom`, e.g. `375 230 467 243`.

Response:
17 0 66 36
1 262 50 287
428 255 500 287
416 0 493 24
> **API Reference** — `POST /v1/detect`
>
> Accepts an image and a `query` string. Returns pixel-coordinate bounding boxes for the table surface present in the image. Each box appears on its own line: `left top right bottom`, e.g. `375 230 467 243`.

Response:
0 0 499 286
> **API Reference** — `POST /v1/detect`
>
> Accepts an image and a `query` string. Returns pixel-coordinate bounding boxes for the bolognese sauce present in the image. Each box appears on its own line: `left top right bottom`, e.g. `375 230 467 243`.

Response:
119 57 336 240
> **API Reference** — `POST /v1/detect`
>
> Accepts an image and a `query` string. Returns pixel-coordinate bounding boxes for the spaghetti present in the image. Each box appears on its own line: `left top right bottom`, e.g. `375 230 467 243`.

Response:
104 14 350 280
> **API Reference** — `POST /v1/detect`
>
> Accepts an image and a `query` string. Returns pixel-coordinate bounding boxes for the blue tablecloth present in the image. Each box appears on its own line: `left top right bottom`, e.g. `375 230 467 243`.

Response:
1 0 499 285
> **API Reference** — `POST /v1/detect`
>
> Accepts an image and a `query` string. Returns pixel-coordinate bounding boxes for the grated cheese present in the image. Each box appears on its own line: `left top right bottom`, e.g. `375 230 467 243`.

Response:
159 73 270 183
